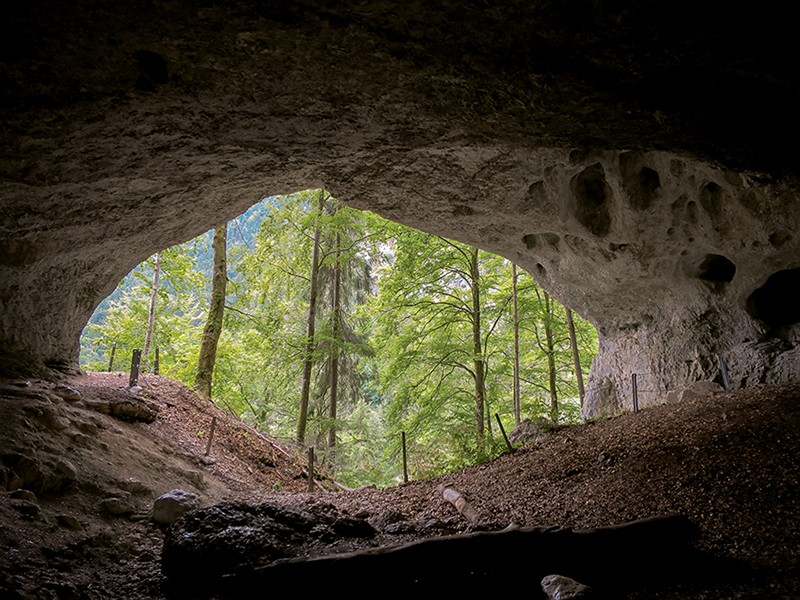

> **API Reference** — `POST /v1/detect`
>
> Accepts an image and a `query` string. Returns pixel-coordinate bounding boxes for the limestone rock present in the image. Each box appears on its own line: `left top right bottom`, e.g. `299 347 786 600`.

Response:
666 381 724 404
118 477 152 497
98 494 136 517
541 574 593 599
53 385 81 402
84 396 159 423
2 1 800 419
152 489 200 526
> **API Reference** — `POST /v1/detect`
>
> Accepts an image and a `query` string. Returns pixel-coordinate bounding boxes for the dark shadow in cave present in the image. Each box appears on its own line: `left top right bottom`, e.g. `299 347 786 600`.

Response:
746 267 800 329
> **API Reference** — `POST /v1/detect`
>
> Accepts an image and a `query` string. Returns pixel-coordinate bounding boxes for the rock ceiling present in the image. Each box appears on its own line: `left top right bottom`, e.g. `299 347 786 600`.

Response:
2 1 799 415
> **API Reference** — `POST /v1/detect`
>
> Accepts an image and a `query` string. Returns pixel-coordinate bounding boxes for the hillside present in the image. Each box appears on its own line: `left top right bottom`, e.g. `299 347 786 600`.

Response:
1 372 798 598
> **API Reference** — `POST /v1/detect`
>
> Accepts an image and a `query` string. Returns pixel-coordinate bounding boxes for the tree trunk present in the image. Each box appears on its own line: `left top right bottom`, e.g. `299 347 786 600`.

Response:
297 191 325 444
543 292 558 422
565 306 585 404
195 224 228 400
327 230 341 453
511 262 521 425
470 247 486 441
142 252 161 369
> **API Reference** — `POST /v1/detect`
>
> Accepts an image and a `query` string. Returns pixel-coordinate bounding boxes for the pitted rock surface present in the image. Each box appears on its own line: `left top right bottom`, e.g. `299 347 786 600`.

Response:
2 2 800 414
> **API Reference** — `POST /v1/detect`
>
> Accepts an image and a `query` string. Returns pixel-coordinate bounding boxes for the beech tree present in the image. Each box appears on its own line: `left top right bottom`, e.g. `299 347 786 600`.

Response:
297 191 325 444
195 223 228 400
369 228 509 475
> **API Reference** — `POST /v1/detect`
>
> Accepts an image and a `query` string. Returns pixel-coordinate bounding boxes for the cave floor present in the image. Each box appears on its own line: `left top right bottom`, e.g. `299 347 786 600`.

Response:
1 373 798 598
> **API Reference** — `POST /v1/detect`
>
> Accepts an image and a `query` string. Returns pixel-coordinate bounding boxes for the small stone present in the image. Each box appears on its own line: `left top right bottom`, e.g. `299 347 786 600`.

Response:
541 574 592 599
186 470 204 489
56 514 83 530
9 489 37 503
53 385 81 401
99 494 136 517
152 489 200 526
55 458 78 481
119 477 152 496
9 498 42 520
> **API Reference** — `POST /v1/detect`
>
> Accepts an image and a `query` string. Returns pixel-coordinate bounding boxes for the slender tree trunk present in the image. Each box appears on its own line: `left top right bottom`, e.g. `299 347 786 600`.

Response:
470 247 486 441
543 292 558 423
328 230 341 453
565 307 585 405
142 252 161 370
511 262 521 425
195 224 228 400
297 191 324 444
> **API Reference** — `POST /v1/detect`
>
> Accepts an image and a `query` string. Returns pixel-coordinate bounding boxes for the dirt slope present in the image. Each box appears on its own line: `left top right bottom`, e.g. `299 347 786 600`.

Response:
1 372 798 599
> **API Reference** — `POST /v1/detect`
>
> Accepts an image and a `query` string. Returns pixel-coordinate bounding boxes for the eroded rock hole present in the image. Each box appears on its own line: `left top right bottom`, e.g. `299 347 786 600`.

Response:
620 152 661 210
746 268 800 328
571 163 611 237
699 182 724 218
697 254 736 283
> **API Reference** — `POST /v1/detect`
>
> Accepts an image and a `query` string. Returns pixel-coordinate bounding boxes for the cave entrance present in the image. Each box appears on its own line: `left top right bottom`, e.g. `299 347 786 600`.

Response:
746 267 800 328
80 189 598 486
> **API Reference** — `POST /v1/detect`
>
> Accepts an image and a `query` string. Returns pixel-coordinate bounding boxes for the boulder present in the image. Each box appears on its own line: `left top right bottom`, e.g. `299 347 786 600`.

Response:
541 574 593 599
152 489 200 526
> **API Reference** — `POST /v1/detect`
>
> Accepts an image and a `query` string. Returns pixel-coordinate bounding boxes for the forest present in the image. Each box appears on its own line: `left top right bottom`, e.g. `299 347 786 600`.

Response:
80 189 598 487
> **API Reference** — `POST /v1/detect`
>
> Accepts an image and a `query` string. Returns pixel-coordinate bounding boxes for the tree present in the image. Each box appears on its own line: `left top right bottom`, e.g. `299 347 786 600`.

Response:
511 262 521 425
142 252 161 369
369 228 509 476
195 223 228 400
297 191 325 444
565 306 586 404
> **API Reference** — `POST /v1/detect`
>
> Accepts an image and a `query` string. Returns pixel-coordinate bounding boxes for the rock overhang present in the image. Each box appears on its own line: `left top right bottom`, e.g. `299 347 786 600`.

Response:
2 1 800 415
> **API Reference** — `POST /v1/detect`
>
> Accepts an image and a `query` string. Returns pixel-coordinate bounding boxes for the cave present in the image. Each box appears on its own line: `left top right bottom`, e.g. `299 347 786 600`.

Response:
3 2 800 598
2 1 800 417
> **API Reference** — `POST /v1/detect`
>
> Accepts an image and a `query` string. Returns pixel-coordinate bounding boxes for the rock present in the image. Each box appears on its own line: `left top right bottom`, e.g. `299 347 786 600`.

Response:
118 477 152 496
9 498 42 521
1 451 42 491
665 381 724 404
541 574 593 599
56 514 83 530
152 489 200 526
85 396 159 422
3 0 800 425
367 510 406 532
99 492 136 517
161 500 375 584
185 470 204 489
508 418 556 445
53 385 81 402
9 489 37 503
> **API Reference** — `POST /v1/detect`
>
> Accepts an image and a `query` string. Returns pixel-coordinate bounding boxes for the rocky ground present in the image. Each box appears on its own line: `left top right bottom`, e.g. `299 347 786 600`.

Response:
1 372 799 599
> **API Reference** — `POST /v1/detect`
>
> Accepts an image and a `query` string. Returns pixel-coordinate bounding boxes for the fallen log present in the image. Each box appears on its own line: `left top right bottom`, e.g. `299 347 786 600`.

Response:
438 484 480 524
203 514 715 596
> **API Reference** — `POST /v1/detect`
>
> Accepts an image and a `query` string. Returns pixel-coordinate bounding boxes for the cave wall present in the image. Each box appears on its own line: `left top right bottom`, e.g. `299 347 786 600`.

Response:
2 1 800 416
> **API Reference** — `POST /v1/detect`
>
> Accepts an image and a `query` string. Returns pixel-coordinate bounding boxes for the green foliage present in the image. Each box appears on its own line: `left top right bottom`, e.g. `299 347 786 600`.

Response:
80 189 599 487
